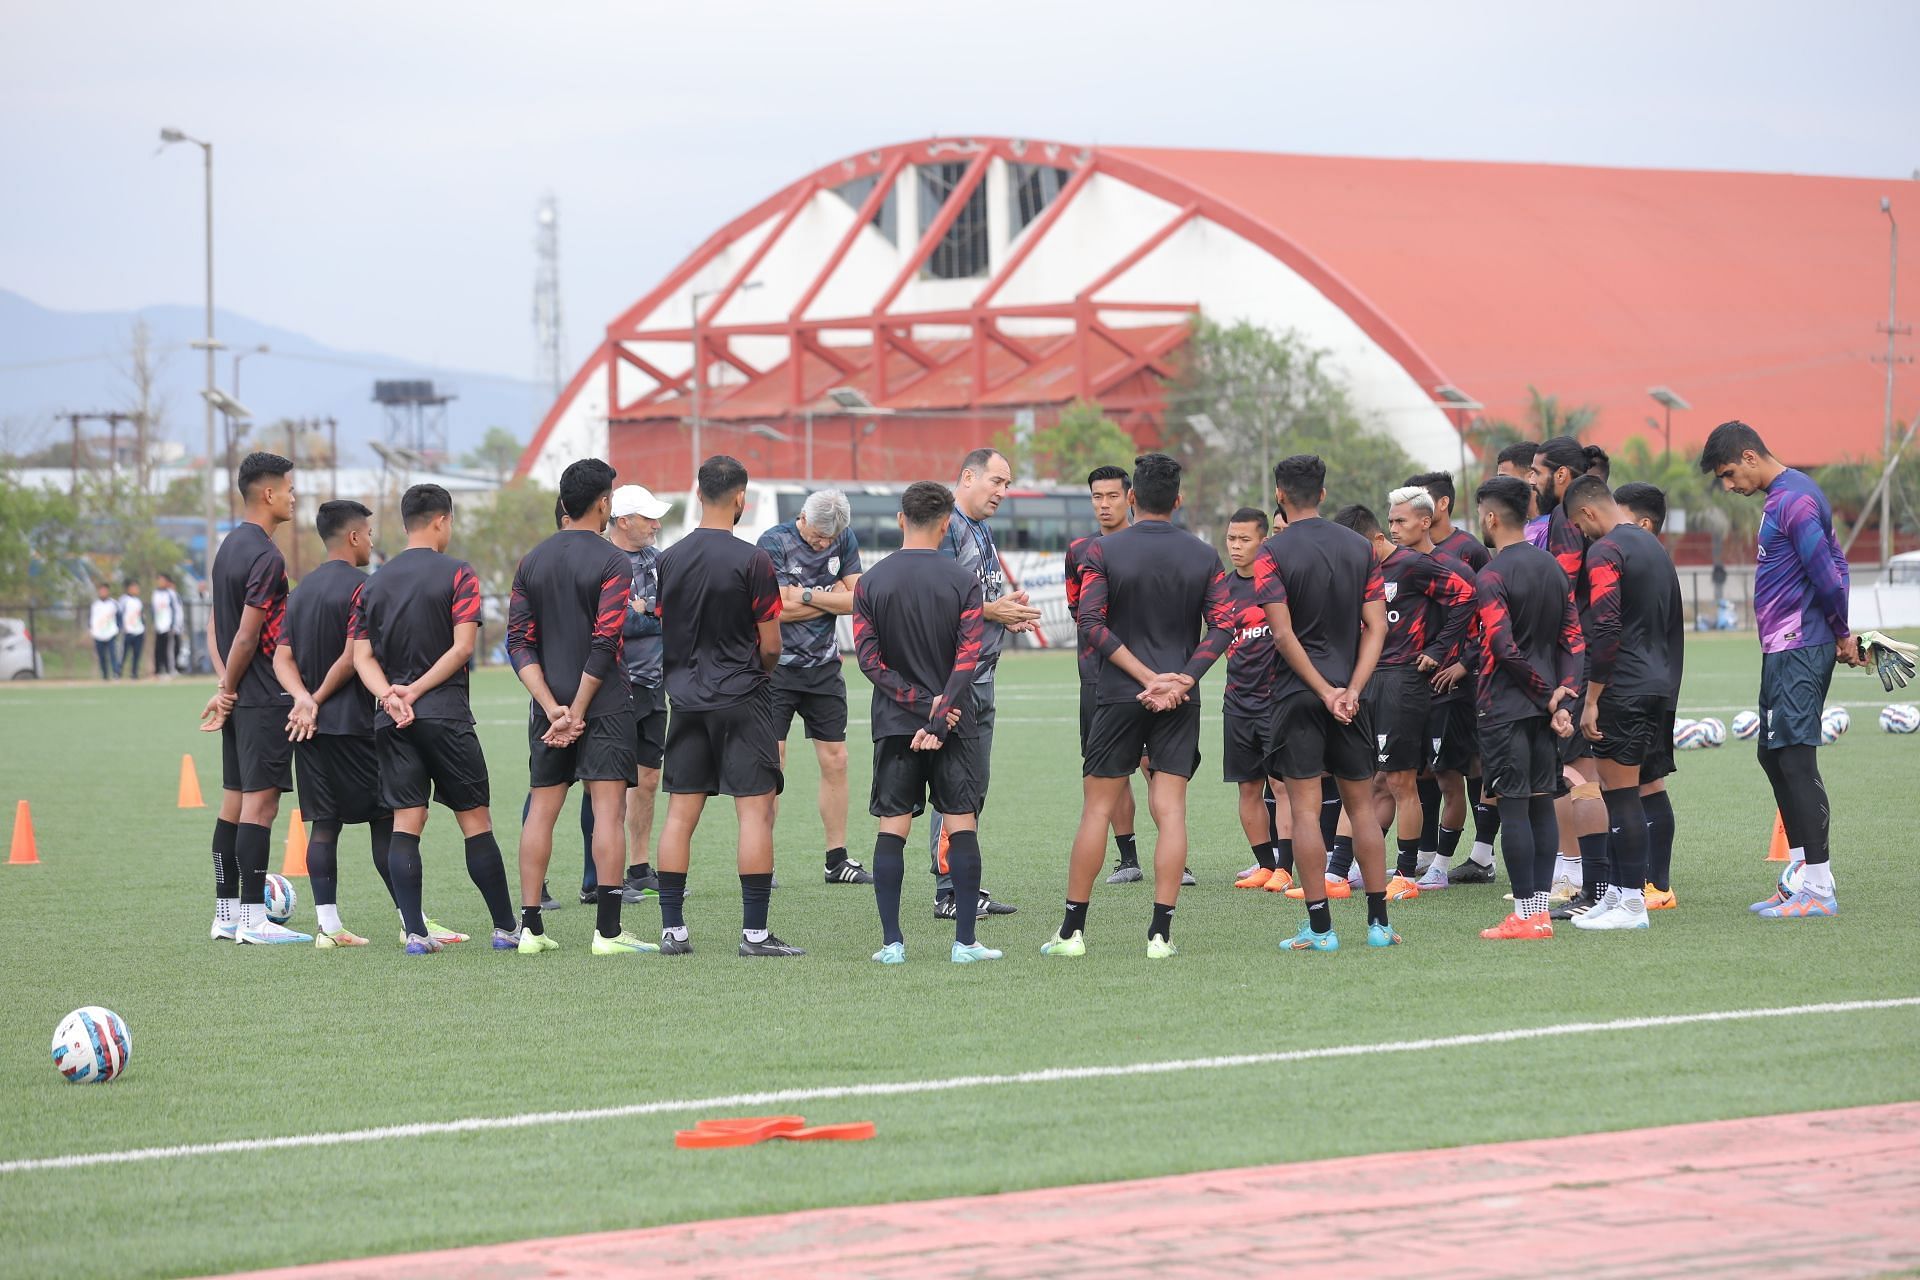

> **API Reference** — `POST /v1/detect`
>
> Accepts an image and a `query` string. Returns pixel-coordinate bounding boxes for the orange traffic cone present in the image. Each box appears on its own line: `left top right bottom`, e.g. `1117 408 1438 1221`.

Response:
1765 810 1789 862
8 800 38 865
282 809 309 877
177 755 205 809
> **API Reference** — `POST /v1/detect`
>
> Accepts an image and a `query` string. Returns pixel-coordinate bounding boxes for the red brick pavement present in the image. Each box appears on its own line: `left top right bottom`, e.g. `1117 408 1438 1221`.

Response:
224 1103 1920 1279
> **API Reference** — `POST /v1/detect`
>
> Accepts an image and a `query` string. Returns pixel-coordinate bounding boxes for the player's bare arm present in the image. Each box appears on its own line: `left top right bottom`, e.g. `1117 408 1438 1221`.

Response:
271 644 319 741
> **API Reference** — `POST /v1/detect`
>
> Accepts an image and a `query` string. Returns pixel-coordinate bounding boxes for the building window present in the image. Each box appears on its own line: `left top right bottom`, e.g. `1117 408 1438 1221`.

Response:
918 162 988 280
1009 163 1072 235
831 175 897 244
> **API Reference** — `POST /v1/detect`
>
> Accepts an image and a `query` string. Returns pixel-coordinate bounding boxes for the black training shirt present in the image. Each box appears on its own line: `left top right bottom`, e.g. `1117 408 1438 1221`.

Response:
1252 516 1385 699
1077 520 1233 706
1223 569 1278 718
283 558 372 736
212 520 291 708
1064 532 1102 684
1433 525 1491 575
1583 523 1683 699
348 546 483 726
656 528 781 711
851 548 984 742
1379 546 1476 668
1472 540 1583 726
507 530 634 719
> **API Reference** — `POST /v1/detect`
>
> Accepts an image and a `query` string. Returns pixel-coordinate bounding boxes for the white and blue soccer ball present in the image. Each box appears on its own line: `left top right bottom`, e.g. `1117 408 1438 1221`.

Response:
1731 710 1762 740
264 873 297 925
52 1006 131 1084
1697 716 1727 746
1819 706 1851 745
1881 703 1920 735
1672 719 1712 750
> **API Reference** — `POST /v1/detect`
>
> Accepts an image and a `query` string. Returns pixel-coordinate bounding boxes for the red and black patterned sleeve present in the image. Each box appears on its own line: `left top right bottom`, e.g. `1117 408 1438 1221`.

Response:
505 558 537 673
246 546 288 656
1251 543 1288 607
449 563 483 628
852 577 931 713
1556 575 1586 696
1363 557 1386 605
584 550 630 681
1420 556 1478 666
1063 538 1086 619
1582 538 1624 685
1182 561 1236 682
748 549 783 624
1075 539 1120 661
1477 568 1552 704
346 581 367 641
929 578 985 743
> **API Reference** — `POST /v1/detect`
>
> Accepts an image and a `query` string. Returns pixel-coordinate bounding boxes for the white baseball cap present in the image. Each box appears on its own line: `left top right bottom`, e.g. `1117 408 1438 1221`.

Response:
611 485 672 519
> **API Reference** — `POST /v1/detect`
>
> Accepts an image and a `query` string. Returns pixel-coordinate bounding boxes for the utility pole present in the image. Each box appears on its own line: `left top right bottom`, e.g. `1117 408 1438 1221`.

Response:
1876 198 1910 578
533 195 567 407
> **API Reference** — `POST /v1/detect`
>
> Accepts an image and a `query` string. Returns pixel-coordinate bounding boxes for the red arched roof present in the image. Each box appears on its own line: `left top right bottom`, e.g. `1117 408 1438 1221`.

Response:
1113 146 1916 463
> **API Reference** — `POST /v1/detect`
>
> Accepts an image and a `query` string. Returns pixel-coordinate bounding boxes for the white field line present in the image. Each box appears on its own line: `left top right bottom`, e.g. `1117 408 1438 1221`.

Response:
4 997 1914 1177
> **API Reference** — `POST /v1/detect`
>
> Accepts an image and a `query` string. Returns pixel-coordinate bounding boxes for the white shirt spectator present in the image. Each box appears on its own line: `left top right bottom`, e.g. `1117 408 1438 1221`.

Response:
89 598 120 642
120 594 145 636
152 587 177 635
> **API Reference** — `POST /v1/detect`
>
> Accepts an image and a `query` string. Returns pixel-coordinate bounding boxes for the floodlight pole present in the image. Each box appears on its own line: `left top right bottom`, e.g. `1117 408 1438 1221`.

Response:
689 289 708 488
1879 199 1901 578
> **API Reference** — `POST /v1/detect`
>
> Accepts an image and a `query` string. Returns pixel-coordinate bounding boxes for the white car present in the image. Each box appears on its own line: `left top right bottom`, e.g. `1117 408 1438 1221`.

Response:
0 617 42 680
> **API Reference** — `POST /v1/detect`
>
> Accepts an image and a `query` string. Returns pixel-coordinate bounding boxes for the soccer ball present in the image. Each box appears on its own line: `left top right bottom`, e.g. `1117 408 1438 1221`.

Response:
1779 860 1807 895
1731 710 1761 740
1672 719 1712 750
1697 716 1727 746
265 873 297 925
52 1006 131 1084
1881 703 1920 734
1819 707 1850 746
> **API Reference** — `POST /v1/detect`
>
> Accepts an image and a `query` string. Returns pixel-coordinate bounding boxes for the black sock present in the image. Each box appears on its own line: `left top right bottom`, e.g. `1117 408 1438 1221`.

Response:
462 831 516 932
1115 832 1138 865
596 884 623 939
1416 775 1441 851
307 838 339 908
1251 841 1276 871
580 800 597 893
1775 744 1831 864
369 816 396 904
1307 898 1333 934
388 830 427 937
872 832 906 946
1529 796 1559 900
1602 787 1649 893
658 870 688 929
1264 784 1281 848
1471 774 1501 844
1060 899 1089 939
1274 838 1295 874
1327 835 1355 880
1438 824 1464 862
521 904 543 935
1150 901 1174 941
1365 890 1389 928
824 845 848 869
1643 791 1675 891
1578 830 1611 899
211 817 239 900
947 830 982 946
235 822 271 911
1319 776 1341 847
626 863 648 881
1497 796 1535 900
1396 837 1421 879
740 872 773 934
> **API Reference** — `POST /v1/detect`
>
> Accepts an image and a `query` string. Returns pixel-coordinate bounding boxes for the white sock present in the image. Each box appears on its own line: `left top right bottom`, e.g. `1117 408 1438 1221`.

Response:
240 901 264 929
1787 846 1807 868
663 925 689 941
216 897 238 924
316 904 342 934
743 927 769 943
1468 842 1495 867
1553 854 1579 884
1801 862 1835 895
1416 850 1436 873
1619 887 1645 912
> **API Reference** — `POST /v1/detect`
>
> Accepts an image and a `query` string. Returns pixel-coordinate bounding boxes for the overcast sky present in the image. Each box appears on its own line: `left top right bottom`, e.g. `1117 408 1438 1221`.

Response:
5 0 1915 390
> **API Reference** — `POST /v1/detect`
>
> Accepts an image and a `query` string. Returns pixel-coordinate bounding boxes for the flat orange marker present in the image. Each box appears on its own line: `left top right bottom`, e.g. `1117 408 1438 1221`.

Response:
777 1122 876 1143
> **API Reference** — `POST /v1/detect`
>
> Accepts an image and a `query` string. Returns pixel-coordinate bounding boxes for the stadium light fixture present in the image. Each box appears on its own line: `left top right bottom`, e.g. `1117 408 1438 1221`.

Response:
827 386 894 415
748 424 794 443
1187 413 1225 448
1648 386 1690 456
201 388 252 421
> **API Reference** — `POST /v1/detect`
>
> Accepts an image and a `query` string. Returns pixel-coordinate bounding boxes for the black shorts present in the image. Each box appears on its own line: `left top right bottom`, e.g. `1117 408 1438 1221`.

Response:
1085 700 1201 779
870 733 984 818
529 706 638 789
1365 666 1431 773
378 719 491 813
1758 643 1836 750
221 704 293 794
1222 711 1270 784
1265 689 1374 782
631 682 667 772
1641 699 1678 783
1480 715 1560 798
663 689 784 798
1079 682 1096 754
1426 695 1478 774
769 662 848 743
1592 691 1665 768
1556 695 1596 766
294 732 388 825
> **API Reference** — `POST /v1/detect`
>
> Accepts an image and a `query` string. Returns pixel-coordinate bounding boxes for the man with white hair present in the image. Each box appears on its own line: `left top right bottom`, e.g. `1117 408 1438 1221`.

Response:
758 489 871 884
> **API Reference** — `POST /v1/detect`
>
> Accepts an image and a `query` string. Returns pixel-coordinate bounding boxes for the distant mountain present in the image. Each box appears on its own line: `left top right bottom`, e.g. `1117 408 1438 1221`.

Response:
0 289 545 465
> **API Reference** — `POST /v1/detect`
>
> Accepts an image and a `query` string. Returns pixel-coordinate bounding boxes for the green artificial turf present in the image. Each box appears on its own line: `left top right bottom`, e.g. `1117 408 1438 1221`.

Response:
1 633 1915 1278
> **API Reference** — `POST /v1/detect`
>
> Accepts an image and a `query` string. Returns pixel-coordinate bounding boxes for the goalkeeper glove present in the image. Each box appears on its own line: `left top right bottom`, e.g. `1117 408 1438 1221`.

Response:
1859 630 1919 692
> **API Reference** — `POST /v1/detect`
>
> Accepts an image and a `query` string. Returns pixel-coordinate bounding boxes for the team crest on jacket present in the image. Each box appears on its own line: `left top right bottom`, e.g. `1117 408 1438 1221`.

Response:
828 555 841 576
